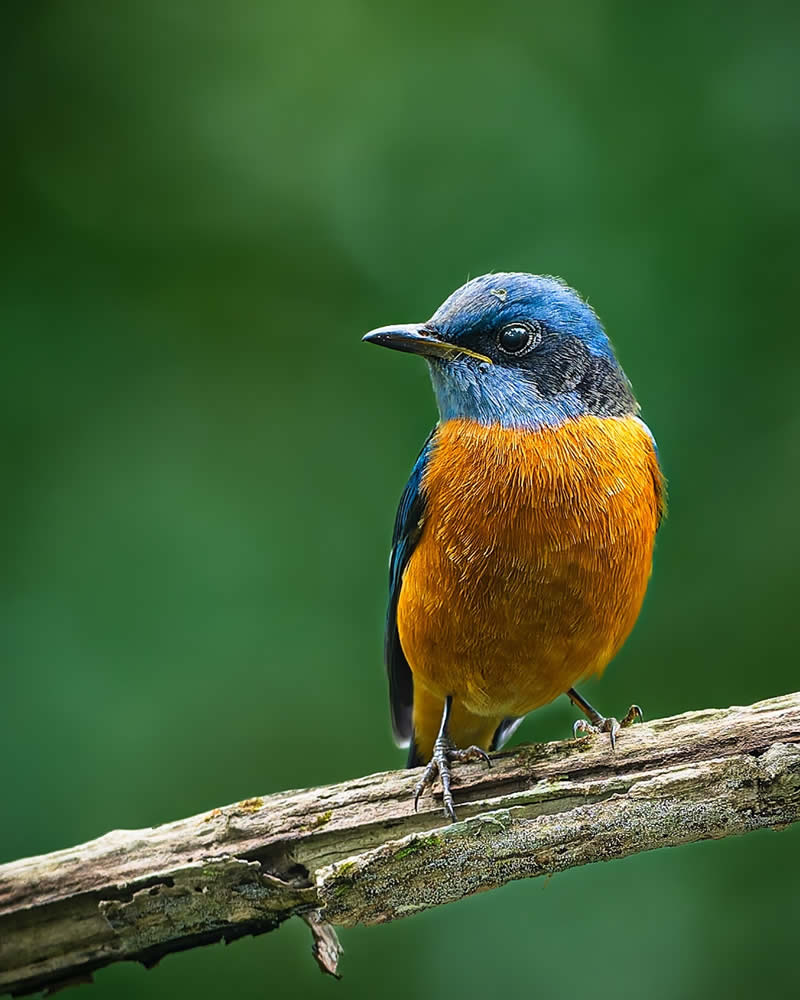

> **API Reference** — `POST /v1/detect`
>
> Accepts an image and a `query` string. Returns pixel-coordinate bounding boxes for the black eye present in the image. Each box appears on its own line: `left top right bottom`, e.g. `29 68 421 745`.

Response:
497 322 541 356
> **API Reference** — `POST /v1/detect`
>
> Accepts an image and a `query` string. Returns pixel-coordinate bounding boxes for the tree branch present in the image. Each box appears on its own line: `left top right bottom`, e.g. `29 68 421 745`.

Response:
2 693 799 995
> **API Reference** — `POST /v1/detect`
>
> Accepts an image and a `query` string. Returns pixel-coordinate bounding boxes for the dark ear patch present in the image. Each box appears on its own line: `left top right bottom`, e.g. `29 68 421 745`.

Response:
525 333 637 416
532 334 589 395
576 355 637 415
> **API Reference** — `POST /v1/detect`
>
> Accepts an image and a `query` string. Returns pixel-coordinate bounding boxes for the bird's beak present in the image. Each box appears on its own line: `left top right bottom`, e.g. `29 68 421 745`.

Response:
362 324 492 364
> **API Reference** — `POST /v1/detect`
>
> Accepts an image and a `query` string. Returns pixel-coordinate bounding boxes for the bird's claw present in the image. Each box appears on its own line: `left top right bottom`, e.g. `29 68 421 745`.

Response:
572 704 643 751
413 739 491 822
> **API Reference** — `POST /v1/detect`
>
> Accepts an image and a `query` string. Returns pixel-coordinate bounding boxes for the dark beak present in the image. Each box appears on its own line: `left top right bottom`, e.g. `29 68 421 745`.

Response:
362 324 492 364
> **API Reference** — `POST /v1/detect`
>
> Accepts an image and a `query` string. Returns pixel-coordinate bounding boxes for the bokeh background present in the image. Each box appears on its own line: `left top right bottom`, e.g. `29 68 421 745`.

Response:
3 1 799 997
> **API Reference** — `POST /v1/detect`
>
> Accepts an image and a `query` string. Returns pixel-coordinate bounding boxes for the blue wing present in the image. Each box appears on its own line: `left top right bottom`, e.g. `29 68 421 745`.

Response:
385 429 436 746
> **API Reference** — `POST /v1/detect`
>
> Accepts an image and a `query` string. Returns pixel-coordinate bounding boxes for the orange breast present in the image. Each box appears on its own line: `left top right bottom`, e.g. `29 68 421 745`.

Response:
396 415 664 719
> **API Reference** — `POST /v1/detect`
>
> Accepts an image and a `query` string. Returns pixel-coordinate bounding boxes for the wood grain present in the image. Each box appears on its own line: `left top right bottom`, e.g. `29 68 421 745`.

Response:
1 693 798 995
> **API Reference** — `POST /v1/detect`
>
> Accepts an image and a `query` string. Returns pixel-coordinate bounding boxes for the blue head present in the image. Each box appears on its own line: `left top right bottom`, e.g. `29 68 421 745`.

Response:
363 273 638 430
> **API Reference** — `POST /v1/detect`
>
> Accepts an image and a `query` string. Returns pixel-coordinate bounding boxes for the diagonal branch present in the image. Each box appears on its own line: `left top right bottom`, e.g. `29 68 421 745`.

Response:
2 693 799 995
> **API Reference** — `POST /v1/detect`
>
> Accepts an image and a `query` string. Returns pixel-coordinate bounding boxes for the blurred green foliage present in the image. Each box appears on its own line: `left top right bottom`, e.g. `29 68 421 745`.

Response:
2 1 799 997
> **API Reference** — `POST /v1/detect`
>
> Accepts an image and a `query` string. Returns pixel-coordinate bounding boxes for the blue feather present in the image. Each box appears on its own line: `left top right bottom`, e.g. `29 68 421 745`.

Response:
385 430 435 746
431 272 616 362
423 272 636 430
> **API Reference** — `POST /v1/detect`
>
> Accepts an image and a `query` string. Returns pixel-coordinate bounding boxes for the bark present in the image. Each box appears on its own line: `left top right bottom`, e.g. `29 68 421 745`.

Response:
1 693 798 995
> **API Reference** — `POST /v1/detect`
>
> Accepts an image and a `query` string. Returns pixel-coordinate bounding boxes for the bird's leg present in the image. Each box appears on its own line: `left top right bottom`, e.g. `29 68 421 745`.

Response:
566 688 643 751
413 695 491 822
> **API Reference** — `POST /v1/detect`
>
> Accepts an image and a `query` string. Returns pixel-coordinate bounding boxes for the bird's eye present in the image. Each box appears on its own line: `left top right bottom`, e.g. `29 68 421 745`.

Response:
497 322 541 356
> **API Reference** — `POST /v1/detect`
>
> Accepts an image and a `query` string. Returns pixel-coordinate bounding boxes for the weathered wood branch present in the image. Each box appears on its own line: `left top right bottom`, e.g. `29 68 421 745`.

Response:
2 693 799 995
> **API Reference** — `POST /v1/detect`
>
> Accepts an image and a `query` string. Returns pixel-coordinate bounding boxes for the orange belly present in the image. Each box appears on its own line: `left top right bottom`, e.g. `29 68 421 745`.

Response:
397 415 663 749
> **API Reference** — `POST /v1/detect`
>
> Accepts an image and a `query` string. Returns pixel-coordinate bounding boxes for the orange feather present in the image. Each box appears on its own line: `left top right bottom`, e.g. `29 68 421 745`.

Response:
396 415 664 760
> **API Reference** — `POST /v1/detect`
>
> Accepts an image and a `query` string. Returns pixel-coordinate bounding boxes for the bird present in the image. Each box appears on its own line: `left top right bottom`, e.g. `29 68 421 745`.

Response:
363 273 665 821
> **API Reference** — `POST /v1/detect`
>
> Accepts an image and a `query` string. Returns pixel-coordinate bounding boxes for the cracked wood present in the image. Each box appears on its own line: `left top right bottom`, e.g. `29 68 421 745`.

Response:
1 693 799 996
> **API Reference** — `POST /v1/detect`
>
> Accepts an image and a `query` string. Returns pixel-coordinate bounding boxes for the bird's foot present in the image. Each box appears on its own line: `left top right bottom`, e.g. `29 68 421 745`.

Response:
572 703 643 750
413 736 491 822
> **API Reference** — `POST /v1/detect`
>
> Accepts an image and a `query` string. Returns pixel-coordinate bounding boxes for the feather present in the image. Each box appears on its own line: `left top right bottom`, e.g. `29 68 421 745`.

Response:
385 429 436 745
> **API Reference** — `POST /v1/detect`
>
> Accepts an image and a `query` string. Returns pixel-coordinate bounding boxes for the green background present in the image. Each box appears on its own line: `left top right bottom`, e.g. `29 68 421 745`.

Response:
3 1 799 997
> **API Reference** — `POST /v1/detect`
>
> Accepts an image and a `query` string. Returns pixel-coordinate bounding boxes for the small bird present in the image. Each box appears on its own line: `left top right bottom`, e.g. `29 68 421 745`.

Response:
363 273 664 820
